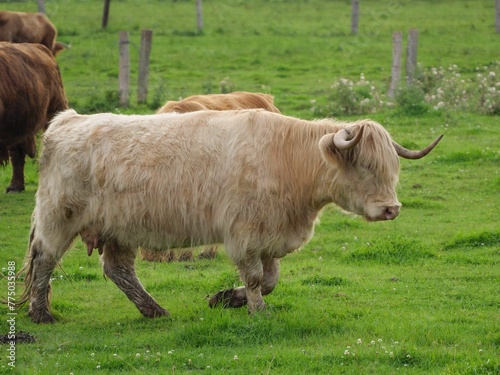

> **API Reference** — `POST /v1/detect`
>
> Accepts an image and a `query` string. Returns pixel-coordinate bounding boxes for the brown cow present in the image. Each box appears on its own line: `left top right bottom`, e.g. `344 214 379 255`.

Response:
0 11 67 56
17 109 442 323
0 42 68 192
157 91 281 114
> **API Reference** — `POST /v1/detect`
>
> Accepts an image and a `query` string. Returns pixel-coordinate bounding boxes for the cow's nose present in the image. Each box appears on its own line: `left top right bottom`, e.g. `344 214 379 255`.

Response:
384 205 400 220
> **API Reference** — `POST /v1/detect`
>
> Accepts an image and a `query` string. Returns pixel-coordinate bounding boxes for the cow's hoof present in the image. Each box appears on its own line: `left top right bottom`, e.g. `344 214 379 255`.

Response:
247 300 266 314
209 289 247 309
29 310 55 324
5 186 24 193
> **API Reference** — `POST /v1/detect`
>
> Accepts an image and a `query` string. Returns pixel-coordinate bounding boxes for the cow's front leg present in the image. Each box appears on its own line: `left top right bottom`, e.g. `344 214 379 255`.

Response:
241 264 266 313
6 144 26 193
101 241 169 318
243 257 280 312
209 257 280 312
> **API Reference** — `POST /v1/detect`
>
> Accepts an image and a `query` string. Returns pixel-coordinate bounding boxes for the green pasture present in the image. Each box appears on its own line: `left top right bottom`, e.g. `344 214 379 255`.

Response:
0 0 499 374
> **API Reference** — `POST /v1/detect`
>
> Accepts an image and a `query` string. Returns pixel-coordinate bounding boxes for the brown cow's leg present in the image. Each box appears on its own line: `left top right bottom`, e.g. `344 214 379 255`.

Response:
6 145 26 193
101 241 169 318
209 257 280 312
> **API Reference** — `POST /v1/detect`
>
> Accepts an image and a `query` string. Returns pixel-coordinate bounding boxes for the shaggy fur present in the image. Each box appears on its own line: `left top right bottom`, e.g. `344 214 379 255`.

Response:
157 91 281 114
0 11 66 56
144 91 281 262
18 109 437 323
0 42 68 192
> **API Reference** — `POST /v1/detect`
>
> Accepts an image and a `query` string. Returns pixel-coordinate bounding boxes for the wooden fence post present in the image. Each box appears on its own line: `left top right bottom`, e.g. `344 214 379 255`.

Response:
102 0 111 29
138 30 153 104
196 0 203 33
406 28 419 84
37 0 45 14
388 32 402 98
496 0 500 33
351 0 359 35
119 31 130 108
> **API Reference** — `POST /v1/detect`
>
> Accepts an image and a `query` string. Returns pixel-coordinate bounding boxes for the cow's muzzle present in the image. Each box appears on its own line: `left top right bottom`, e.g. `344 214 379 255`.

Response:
366 204 401 221
383 205 400 220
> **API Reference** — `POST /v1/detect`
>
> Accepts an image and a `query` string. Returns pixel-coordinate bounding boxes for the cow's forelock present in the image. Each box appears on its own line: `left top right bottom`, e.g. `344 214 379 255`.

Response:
333 121 401 220
354 120 400 180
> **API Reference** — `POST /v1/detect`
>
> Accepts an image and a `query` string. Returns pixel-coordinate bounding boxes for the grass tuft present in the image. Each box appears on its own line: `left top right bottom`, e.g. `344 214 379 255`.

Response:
344 236 436 265
66 270 100 282
300 276 347 287
444 231 500 250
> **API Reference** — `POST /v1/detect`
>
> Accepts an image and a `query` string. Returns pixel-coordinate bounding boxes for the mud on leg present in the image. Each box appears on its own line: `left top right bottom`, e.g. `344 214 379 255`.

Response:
101 241 169 318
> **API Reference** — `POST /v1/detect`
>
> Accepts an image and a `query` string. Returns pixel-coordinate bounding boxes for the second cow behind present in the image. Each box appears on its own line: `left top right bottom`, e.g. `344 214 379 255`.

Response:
157 91 281 114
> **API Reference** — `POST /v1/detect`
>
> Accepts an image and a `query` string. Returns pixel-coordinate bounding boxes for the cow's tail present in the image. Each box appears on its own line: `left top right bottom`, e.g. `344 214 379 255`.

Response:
14 223 38 309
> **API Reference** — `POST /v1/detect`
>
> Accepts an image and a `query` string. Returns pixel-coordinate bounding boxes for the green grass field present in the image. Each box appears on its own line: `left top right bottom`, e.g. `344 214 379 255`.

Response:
0 1 499 374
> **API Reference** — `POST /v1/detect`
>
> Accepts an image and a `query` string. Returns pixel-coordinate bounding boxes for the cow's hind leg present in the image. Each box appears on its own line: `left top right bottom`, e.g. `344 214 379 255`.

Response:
18 226 75 323
26 239 57 323
101 241 169 318
209 258 280 312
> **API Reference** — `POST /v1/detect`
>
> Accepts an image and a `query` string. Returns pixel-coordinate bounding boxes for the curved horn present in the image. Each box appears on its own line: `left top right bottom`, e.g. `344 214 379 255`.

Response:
333 126 364 151
393 134 444 159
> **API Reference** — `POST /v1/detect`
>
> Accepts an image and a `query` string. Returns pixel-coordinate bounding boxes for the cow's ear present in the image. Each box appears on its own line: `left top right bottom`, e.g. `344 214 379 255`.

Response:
53 43 65 56
319 125 364 164
319 133 341 164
